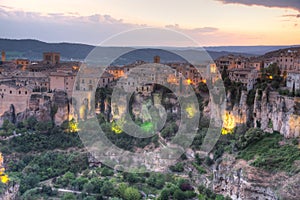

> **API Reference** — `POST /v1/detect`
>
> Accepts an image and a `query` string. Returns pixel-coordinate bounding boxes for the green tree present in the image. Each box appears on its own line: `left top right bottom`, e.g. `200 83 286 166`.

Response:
173 189 186 200
25 116 38 129
101 167 114 176
101 180 114 197
61 171 75 187
83 182 95 193
62 193 76 200
117 183 128 198
158 189 170 200
124 187 141 200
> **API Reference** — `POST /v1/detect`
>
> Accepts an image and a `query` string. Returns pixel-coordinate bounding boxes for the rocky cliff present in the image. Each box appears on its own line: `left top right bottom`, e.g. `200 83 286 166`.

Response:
213 154 300 200
0 184 19 200
253 90 300 138
223 89 300 139
0 91 71 126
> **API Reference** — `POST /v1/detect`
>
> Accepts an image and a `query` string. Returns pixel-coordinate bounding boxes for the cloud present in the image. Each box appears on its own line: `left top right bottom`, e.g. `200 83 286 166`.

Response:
215 0 300 11
282 14 300 18
0 7 146 44
87 14 123 24
165 24 219 34
0 7 223 46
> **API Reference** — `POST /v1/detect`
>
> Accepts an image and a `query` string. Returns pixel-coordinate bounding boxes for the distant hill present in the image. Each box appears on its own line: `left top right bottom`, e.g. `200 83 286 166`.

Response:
203 45 300 55
0 39 94 61
0 38 298 64
258 47 300 59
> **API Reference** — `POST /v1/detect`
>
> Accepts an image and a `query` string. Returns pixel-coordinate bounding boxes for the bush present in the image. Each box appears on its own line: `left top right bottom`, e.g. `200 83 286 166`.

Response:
101 167 114 177
237 132 300 172
205 156 214 166
169 162 184 172
124 187 141 200
235 128 265 150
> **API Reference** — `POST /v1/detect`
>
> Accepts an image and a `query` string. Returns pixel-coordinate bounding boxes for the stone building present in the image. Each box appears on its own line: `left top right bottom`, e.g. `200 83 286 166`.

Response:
275 50 300 73
228 68 258 90
248 59 263 71
107 66 124 78
0 82 33 116
12 71 49 92
215 55 249 71
43 52 60 65
49 71 76 96
14 59 30 70
97 72 115 88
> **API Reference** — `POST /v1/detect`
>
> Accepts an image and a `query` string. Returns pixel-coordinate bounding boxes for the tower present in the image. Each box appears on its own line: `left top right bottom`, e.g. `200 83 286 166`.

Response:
1 51 5 62
154 55 160 63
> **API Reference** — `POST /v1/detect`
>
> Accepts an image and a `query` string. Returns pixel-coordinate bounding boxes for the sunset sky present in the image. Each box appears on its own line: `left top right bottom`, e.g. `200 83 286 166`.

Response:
0 0 299 46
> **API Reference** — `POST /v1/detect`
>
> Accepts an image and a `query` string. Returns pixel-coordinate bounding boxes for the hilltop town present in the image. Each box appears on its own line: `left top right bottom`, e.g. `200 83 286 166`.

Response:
0 47 300 199
0 47 299 125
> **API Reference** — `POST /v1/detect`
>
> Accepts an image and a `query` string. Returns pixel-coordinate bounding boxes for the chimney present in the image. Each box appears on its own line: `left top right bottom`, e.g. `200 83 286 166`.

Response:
1 51 5 62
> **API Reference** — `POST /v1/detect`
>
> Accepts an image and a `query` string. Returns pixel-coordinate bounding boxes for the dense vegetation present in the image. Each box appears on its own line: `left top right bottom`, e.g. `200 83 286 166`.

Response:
237 131 300 173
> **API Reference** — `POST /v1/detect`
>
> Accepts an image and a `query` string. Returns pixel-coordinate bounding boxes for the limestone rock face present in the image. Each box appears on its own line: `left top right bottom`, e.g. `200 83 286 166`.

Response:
231 90 248 125
253 91 300 138
0 91 71 126
216 89 300 139
0 184 20 200
278 172 300 200
213 154 299 200
53 91 70 125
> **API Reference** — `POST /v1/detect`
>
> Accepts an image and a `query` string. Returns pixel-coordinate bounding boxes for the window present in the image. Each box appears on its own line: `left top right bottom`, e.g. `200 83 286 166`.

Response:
10 90 12 94
19 91 21 94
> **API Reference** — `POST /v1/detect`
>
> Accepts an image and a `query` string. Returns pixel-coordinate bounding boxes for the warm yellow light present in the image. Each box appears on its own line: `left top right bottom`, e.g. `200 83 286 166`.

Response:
112 122 123 134
269 75 273 79
202 79 207 84
221 111 235 135
0 174 9 184
187 79 192 85
0 153 9 184
72 66 79 71
79 106 86 119
69 120 79 132
185 104 195 118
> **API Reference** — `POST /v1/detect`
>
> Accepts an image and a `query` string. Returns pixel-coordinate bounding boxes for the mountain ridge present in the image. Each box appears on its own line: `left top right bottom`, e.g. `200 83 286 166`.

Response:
0 38 299 63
